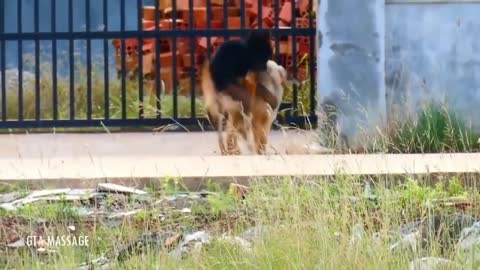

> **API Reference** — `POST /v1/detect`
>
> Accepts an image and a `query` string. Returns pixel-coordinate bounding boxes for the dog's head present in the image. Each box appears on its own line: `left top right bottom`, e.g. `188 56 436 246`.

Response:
246 31 273 72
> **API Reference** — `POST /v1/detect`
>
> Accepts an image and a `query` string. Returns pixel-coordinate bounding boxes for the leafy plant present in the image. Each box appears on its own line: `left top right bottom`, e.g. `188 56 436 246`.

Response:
207 193 235 217
160 177 188 195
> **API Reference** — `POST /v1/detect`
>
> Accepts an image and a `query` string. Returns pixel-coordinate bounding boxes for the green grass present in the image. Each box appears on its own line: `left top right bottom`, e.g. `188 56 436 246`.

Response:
2 57 206 123
282 52 315 117
322 101 480 154
2 52 315 130
384 102 478 153
2 175 480 269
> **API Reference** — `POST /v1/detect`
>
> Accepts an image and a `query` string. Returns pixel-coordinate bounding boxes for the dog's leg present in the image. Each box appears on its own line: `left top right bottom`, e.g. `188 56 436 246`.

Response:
217 114 227 155
252 102 271 155
238 102 256 155
253 122 266 155
225 117 240 155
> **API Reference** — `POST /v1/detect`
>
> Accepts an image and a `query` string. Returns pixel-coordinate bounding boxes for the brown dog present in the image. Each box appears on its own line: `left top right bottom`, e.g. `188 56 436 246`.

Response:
201 60 287 155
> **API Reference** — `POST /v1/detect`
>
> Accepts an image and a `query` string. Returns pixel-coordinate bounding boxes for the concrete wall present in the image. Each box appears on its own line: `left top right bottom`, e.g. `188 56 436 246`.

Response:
318 0 386 147
385 3 480 131
318 1 480 148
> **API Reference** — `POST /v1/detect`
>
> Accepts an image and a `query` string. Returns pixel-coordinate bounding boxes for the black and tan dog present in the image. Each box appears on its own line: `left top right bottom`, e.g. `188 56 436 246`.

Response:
201 31 287 154
201 30 274 154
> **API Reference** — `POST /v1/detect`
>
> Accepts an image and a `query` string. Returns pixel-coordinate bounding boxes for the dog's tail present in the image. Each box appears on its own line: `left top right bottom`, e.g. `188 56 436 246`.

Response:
201 60 216 112
201 60 227 154
201 60 220 127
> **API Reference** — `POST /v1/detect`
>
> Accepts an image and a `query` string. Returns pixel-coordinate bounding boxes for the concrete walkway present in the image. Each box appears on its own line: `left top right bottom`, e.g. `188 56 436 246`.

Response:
0 130 326 158
0 131 479 189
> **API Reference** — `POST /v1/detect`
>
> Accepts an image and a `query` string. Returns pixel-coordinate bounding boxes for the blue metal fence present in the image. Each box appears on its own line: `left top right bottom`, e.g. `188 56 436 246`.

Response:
0 0 317 130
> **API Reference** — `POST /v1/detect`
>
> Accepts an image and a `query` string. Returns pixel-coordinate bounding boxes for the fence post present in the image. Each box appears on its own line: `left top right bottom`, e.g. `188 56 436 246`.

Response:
317 0 386 149
0 0 5 121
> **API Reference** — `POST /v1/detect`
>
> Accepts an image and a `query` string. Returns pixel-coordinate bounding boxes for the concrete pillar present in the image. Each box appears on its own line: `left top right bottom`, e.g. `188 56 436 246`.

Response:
318 0 386 150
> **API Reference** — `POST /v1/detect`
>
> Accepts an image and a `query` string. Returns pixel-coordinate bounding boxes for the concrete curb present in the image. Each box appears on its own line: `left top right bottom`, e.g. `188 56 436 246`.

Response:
0 153 479 189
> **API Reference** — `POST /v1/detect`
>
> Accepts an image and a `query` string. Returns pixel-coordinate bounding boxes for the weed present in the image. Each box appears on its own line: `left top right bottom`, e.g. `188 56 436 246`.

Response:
387 102 478 153
3 175 480 269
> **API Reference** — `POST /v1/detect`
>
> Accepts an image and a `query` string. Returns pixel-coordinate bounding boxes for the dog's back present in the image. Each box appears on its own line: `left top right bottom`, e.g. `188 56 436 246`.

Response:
210 41 250 91
257 60 287 124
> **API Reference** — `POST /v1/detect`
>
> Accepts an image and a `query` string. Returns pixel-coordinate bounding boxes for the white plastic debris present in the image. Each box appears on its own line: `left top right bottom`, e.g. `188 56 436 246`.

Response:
97 183 147 195
108 209 142 219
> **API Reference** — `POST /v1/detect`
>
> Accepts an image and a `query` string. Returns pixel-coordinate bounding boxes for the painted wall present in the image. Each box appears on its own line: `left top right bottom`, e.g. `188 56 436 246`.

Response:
385 3 480 131
318 0 386 147
318 1 480 147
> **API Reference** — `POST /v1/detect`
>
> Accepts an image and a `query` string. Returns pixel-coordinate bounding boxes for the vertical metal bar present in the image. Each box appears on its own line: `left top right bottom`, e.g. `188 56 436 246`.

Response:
17 0 23 121
274 0 280 63
188 0 195 118
154 0 161 118
171 0 178 118
137 0 144 119
86 0 92 120
0 0 6 121
291 0 298 115
103 0 109 120
206 0 211 58
120 0 127 119
34 0 40 121
308 0 316 116
257 0 262 29
223 0 228 40
68 0 75 120
239 0 245 29
51 0 58 120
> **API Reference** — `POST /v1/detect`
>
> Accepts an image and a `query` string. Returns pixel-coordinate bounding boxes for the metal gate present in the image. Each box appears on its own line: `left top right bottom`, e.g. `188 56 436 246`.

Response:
0 0 317 130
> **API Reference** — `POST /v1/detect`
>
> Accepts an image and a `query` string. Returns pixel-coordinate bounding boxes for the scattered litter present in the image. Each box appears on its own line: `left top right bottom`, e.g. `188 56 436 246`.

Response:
0 202 17 211
0 188 101 211
36 248 56 255
164 234 182 247
77 208 97 217
27 189 71 199
170 231 211 259
183 231 211 244
390 231 420 253
108 209 142 219
0 192 24 204
409 257 461 270
113 232 177 262
97 183 147 195
458 222 480 264
79 255 110 270
180 208 192 213
7 239 25 248
158 213 166 221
